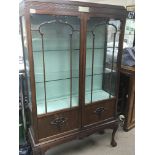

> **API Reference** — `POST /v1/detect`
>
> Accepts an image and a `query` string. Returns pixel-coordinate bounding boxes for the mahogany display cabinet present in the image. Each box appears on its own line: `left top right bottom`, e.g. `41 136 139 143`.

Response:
19 0 126 154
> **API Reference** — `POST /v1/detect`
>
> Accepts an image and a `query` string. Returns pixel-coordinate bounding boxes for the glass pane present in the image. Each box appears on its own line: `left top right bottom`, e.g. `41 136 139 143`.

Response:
85 17 120 104
105 20 121 96
31 15 80 115
21 16 32 107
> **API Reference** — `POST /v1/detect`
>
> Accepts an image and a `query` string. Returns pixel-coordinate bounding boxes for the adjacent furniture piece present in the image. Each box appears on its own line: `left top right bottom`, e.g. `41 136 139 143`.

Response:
20 0 126 154
119 66 135 131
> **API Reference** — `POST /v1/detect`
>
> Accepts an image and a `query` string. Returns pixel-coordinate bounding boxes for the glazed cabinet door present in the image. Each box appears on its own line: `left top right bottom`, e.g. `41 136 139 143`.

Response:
30 14 80 115
30 14 81 139
83 16 121 126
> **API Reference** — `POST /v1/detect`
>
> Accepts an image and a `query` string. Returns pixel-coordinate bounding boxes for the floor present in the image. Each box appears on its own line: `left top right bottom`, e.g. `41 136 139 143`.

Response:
46 127 135 155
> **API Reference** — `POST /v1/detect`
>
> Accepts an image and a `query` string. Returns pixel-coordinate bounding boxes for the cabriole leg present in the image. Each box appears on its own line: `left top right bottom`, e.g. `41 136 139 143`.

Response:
111 125 118 147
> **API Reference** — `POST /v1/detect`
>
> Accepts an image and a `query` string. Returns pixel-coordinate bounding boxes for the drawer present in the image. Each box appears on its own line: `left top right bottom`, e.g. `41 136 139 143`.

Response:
38 108 79 139
83 99 116 126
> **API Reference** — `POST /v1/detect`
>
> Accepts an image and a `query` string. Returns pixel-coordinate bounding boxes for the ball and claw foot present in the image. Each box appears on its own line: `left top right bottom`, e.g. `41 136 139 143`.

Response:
111 139 117 147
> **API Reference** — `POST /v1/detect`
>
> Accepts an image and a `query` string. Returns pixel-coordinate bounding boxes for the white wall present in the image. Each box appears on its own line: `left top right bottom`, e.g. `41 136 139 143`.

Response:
70 0 135 7
126 0 135 6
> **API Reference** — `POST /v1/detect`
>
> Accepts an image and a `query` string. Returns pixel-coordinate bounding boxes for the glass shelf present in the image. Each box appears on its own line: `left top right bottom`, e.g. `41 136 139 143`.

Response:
34 69 79 83
36 89 112 114
33 49 80 52
37 94 79 115
32 47 117 53
85 89 112 104
34 67 114 83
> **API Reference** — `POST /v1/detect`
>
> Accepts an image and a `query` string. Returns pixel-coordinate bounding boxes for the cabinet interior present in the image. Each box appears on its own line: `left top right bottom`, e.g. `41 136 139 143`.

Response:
29 14 120 115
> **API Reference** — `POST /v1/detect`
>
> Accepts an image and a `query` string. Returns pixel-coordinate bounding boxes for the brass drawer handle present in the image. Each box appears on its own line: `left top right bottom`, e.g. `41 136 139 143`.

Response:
50 117 67 129
94 107 105 116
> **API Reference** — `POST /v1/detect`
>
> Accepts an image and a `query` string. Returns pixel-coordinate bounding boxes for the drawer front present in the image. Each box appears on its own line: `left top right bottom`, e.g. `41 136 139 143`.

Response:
83 99 116 126
38 108 79 139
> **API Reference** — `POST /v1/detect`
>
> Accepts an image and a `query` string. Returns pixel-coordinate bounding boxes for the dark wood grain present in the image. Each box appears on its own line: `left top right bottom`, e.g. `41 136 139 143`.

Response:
111 124 118 147
38 108 79 139
118 66 135 131
83 99 115 125
80 13 88 128
28 119 118 155
124 75 135 131
115 19 126 118
25 8 40 143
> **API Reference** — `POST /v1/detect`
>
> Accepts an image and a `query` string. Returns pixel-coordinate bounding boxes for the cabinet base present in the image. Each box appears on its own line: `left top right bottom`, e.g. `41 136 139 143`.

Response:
29 120 118 155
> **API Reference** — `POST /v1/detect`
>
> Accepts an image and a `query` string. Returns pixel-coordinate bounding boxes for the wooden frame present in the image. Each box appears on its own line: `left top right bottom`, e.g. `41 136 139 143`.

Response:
20 0 126 154
119 66 135 131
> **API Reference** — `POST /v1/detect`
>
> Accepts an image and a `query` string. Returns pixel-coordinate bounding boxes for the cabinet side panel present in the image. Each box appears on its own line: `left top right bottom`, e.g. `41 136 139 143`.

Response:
20 16 32 109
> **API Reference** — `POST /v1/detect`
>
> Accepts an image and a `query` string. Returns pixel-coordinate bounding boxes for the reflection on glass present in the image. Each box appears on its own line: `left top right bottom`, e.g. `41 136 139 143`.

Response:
21 16 32 107
31 15 80 115
85 17 120 104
